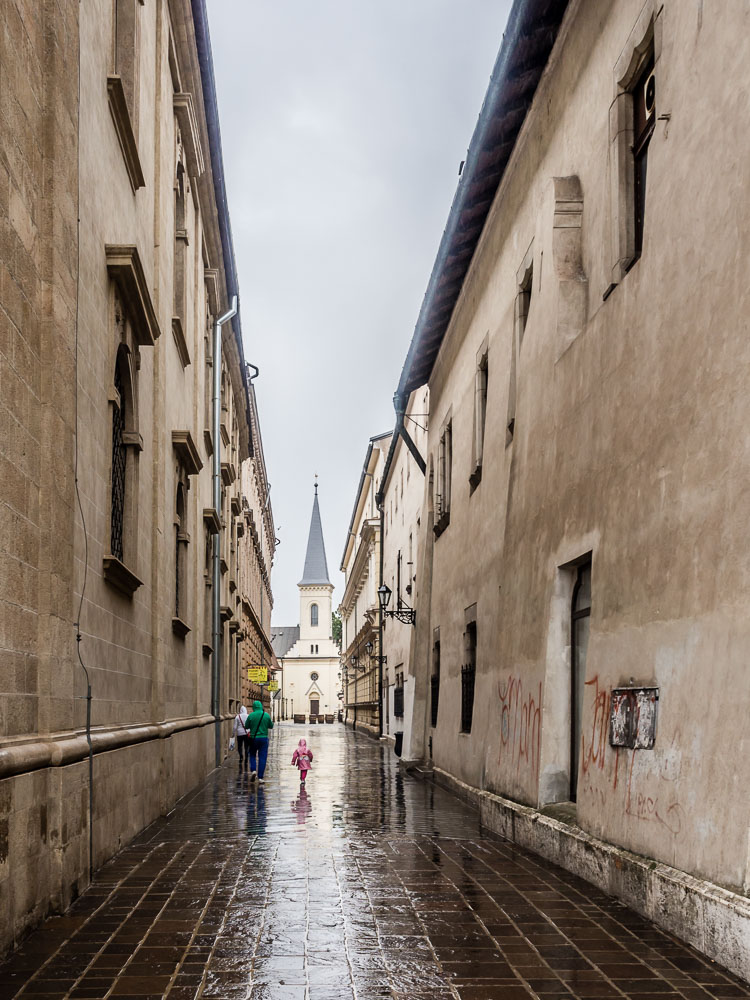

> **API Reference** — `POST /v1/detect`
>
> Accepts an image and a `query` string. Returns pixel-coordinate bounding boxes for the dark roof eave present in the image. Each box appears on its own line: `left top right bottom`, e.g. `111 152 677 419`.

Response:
396 0 570 398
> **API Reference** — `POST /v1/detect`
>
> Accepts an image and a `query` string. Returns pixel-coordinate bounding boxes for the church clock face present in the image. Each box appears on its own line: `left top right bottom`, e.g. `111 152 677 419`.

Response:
310 672 319 681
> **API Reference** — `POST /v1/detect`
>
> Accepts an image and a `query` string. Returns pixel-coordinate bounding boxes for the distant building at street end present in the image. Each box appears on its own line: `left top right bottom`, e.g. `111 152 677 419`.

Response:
386 0 750 981
273 485 340 722
339 433 392 736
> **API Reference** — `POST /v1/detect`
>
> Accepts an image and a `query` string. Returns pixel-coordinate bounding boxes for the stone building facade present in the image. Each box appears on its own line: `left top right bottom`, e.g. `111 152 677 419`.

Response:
236 389 277 712
376 391 429 750
390 0 750 979
0 0 272 956
339 433 391 736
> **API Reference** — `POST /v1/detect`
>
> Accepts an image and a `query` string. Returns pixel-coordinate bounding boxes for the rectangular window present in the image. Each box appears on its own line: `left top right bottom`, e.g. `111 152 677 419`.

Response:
632 57 655 261
431 634 440 728
435 418 452 535
508 251 533 445
471 343 488 490
460 622 477 733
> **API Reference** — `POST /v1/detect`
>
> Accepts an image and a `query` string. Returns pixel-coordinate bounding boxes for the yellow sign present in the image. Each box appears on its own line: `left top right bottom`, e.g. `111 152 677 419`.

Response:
247 667 268 683
267 680 279 693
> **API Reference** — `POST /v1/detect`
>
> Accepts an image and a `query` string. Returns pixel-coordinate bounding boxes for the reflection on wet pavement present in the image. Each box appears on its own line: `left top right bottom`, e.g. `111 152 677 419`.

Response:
1 723 747 1000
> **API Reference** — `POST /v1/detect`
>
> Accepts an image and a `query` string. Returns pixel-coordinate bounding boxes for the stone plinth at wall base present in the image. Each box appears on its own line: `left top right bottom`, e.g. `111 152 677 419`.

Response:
423 766 750 984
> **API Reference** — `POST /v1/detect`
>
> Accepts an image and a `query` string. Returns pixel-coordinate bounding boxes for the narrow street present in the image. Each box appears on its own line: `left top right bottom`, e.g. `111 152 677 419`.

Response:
1 725 747 1000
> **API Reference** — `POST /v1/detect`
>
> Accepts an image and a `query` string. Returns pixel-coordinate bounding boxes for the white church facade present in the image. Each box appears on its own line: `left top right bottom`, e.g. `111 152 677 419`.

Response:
272 486 341 721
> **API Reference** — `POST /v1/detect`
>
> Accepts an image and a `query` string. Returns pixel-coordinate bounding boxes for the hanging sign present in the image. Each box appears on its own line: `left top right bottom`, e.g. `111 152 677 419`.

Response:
248 667 268 683
267 680 279 693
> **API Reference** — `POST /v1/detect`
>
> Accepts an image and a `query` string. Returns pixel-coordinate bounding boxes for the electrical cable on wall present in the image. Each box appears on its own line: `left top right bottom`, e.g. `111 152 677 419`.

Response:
72 1 94 883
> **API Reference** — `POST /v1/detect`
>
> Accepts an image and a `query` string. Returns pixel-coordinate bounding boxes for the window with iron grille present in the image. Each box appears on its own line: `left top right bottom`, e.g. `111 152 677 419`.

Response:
430 637 440 728
111 361 127 560
394 684 404 718
460 622 477 733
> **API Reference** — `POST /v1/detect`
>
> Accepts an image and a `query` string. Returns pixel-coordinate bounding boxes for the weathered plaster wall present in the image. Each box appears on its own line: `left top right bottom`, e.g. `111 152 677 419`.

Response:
414 0 750 896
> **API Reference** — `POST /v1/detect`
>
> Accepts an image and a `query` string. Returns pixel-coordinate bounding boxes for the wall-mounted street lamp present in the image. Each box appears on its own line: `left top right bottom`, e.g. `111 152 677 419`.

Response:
377 583 416 626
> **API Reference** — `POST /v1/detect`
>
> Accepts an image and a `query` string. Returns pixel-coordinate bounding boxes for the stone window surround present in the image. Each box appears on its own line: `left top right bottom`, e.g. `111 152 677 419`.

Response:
107 0 146 192
608 0 663 286
506 239 534 447
433 410 453 538
103 294 144 599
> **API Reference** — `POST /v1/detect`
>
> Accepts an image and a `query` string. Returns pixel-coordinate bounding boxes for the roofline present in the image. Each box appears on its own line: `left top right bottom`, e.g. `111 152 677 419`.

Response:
395 0 570 397
339 438 383 572
191 0 252 412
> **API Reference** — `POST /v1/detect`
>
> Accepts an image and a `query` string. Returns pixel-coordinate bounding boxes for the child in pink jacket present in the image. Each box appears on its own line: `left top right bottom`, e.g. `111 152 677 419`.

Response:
291 739 313 784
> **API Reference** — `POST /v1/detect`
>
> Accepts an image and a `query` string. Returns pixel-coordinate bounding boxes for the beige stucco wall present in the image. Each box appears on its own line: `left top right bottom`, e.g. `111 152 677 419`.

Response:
411 0 750 893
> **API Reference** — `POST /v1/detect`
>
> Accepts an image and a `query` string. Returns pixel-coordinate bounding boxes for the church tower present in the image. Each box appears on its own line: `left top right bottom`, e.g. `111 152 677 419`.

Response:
298 482 334 644
270 482 341 721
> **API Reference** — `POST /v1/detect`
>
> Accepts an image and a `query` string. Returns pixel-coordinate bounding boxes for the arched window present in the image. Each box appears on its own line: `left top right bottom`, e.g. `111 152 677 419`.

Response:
110 357 127 561
310 603 319 627
175 481 187 619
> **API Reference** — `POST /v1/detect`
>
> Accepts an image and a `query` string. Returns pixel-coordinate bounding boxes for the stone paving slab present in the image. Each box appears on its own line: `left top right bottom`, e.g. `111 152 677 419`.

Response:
1 724 748 1000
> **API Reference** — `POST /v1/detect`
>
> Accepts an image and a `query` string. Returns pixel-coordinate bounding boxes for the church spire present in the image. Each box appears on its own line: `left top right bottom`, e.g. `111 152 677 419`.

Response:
298 480 331 586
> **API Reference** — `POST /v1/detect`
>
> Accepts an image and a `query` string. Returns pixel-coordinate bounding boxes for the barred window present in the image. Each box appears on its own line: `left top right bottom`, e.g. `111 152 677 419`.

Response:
461 622 477 734
111 360 127 560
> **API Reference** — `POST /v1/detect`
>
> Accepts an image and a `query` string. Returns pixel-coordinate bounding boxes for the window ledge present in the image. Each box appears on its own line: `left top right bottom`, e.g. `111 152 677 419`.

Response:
103 555 143 598
107 75 145 192
203 507 221 534
433 511 451 538
172 616 191 639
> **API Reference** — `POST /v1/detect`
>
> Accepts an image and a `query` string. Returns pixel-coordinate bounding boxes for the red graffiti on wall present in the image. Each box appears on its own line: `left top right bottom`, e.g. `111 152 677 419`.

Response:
497 676 542 778
581 675 610 775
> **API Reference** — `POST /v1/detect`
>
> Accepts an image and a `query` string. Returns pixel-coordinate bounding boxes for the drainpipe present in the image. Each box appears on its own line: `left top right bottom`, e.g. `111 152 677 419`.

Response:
212 296 237 768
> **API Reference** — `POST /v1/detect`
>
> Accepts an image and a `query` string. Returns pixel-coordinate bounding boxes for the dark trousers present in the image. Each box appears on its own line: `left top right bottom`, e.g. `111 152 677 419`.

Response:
249 737 269 778
237 734 250 762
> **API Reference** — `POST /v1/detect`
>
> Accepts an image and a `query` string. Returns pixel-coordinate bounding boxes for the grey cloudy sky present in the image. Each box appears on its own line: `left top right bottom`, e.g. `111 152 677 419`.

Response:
208 0 512 626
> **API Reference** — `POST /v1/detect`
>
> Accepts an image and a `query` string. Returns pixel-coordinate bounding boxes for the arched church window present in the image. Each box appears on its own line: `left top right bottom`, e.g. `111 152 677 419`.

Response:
310 603 319 627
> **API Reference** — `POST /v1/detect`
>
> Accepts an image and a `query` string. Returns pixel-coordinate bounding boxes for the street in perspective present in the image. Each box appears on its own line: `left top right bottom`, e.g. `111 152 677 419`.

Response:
2 0 750 997
2 724 749 1000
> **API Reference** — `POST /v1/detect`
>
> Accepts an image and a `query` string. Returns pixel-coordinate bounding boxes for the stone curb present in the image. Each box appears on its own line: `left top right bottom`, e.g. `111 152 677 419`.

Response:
418 764 750 983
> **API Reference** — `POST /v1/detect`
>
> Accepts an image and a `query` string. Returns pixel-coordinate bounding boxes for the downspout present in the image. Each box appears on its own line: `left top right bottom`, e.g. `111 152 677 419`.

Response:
212 296 237 768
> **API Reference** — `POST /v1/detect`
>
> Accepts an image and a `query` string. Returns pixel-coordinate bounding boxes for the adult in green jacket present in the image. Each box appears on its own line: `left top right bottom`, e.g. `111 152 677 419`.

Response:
246 699 273 782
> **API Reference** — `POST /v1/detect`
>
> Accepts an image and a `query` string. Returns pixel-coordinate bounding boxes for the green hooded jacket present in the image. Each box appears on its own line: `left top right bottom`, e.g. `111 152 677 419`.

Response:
246 700 273 738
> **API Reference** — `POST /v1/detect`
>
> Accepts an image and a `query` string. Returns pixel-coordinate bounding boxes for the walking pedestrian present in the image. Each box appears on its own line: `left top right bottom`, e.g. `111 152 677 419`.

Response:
232 705 250 766
291 738 313 784
246 699 273 783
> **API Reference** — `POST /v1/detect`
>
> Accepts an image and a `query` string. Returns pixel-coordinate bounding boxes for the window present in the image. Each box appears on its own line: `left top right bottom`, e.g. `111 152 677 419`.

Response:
173 478 189 635
394 669 405 718
111 358 127 562
434 417 452 536
431 631 440 728
507 249 533 445
310 603 319 627
632 57 655 261
460 622 477 734
571 562 592 801
310 672 319 681
471 340 489 489
608 5 660 286
107 0 144 190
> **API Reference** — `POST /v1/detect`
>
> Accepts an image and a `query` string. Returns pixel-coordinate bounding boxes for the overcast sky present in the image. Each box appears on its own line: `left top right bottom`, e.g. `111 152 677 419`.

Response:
208 0 512 626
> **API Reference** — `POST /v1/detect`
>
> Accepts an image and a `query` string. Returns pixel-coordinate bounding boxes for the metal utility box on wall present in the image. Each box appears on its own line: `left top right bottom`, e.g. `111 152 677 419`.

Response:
609 687 659 749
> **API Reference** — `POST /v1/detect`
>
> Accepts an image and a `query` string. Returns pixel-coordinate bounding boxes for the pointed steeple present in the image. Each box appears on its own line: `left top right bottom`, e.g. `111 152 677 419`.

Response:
298 480 331 586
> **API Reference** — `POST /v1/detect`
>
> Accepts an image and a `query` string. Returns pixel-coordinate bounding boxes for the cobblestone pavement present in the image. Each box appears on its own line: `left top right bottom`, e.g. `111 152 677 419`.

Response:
1 724 748 1000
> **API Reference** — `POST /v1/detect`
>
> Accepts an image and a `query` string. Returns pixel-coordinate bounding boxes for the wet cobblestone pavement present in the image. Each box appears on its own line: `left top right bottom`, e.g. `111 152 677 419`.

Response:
2 724 748 1000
